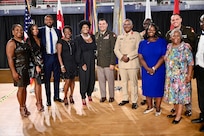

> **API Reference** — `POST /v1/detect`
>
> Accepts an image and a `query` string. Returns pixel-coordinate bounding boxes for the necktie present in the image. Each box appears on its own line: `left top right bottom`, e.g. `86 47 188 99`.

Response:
50 28 54 54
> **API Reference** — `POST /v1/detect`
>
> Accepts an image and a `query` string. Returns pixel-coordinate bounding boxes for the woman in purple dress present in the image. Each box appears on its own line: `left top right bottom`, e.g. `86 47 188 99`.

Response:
138 23 167 116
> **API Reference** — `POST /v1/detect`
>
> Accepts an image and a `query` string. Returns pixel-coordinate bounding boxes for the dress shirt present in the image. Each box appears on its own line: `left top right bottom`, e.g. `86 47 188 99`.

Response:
45 26 58 54
196 31 204 68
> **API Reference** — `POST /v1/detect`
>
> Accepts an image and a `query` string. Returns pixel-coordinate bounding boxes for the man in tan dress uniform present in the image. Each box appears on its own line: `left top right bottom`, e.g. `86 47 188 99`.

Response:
114 19 142 109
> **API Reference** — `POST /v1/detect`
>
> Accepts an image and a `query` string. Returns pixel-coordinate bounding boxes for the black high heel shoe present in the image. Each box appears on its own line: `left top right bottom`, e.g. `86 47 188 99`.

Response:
69 95 74 104
172 117 182 124
64 98 68 105
167 114 176 118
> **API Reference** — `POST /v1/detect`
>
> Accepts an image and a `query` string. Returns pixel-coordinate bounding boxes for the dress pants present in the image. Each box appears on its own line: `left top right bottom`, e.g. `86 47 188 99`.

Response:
44 54 60 102
195 65 204 117
119 68 139 103
97 66 115 98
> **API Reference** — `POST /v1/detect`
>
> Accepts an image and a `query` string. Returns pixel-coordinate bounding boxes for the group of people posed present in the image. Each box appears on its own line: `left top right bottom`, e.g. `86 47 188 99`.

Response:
6 13 204 132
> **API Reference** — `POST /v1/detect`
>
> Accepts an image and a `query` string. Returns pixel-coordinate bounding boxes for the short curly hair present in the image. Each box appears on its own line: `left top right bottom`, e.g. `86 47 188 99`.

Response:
79 20 91 30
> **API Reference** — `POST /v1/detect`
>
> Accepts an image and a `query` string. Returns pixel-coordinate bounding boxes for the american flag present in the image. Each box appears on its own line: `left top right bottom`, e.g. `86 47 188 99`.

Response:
24 0 31 37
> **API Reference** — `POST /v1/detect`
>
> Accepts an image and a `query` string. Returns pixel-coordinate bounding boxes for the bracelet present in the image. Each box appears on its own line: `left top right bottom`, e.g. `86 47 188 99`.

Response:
61 65 64 68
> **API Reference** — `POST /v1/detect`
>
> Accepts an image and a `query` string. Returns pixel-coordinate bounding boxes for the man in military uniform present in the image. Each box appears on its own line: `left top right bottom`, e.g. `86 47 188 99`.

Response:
166 13 196 116
95 18 117 103
114 19 142 109
166 14 196 52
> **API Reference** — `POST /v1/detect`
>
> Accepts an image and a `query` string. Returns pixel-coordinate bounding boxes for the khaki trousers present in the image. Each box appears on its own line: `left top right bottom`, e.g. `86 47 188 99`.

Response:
119 68 139 103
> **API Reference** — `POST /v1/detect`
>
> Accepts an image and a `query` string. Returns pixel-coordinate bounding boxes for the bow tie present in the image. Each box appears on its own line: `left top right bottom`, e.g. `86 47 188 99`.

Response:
201 33 204 35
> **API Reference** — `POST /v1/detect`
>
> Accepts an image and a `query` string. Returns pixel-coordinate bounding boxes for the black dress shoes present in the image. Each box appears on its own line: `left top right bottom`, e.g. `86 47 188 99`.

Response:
132 103 138 109
170 108 176 113
200 125 204 132
54 97 63 102
191 118 204 123
184 110 192 116
140 100 146 105
167 114 176 118
118 100 129 106
100 97 106 103
172 117 182 124
109 97 114 102
46 101 51 106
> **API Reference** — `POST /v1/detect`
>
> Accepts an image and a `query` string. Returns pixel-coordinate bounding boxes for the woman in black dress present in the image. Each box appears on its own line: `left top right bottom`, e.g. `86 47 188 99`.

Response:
6 24 31 117
27 24 44 112
75 20 97 106
57 25 77 105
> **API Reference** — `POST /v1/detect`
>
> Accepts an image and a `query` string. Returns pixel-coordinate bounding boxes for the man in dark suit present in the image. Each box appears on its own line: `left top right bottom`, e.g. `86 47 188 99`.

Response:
191 14 204 132
38 15 63 106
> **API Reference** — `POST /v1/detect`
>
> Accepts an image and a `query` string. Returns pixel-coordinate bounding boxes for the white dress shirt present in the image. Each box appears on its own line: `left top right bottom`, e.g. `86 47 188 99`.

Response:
196 31 204 68
45 26 58 54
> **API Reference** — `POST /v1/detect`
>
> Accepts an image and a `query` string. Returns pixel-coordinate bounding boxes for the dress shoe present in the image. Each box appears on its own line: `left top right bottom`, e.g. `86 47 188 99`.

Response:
109 97 114 103
64 98 68 105
54 97 63 102
155 109 162 117
172 117 182 124
200 125 204 132
118 100 129 106
144 107 154 114
132 103 138 109
82 99 86 106
191 118 204 123
170 108 176 113
184 110 192 116
167 114 176 118
88 96 92 102
100 97 106 103
140 100 146 105
46 101 51 106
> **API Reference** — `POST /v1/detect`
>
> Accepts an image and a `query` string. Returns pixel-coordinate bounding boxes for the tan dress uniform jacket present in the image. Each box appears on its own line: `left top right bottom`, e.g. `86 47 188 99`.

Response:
114 30 142 103
114 30 141 69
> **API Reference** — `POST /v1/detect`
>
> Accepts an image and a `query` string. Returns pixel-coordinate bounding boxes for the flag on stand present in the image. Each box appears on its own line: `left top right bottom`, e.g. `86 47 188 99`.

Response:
84 0 98 34
112 0 126 35
24 0 32 40
57 0 64 35
145 0 152 19
170 0 180 29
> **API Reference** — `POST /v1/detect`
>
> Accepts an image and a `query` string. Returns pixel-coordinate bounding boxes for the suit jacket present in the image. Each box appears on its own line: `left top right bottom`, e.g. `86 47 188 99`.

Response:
114 30 141 69
38 26 62 54
95 30 117 67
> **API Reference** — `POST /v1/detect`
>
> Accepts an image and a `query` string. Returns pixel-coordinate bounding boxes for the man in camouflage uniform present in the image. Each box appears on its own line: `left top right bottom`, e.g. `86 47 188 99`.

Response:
95 18 117 103
166 13 196 116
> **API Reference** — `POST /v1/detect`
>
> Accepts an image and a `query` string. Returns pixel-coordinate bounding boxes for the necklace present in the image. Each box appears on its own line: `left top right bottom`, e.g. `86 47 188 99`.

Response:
81 34 90 40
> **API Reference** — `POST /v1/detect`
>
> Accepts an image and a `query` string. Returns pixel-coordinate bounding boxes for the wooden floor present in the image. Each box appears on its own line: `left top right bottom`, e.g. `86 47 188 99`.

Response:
0 79 203 136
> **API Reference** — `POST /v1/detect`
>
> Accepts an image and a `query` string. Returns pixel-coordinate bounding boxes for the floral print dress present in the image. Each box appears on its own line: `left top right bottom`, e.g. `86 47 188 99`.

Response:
164 42 194 105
